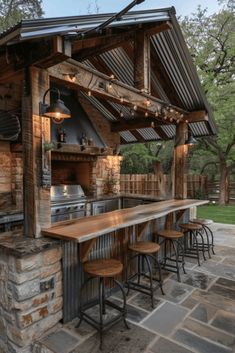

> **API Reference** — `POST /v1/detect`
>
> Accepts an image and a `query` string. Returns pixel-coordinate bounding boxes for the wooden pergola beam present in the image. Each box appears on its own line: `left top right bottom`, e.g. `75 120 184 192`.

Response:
72 22 171 61
186 110 208 123
134 29 151 93
111 117 169 138
48 59 189 119
73 32 134 60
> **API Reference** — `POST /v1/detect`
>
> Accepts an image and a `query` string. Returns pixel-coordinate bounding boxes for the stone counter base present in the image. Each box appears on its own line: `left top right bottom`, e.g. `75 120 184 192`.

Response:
0 235 63 353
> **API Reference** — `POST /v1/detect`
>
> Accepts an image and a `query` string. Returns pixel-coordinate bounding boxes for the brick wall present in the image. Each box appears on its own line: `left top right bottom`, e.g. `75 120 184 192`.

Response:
0 142 23 210
0 142 12 209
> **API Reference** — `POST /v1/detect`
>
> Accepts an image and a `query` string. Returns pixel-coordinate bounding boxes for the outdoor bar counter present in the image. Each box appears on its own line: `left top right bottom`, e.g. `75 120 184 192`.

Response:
41 198 209 323
42 199 208 243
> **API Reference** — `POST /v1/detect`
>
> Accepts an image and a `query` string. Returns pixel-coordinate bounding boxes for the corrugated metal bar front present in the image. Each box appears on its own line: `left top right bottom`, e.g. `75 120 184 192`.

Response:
61 207 191 323
62 231 121 323
62 241 83 323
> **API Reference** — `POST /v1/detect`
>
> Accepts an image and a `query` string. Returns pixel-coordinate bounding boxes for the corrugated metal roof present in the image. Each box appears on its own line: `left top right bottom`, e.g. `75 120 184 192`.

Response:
0 6 217 144
120 131 138 143
0 8 171 45
137 128 161 140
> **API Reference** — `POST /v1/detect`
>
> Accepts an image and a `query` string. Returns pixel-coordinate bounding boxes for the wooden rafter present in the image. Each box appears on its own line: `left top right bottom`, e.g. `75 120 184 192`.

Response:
134 28 151 93
73 32 134 61
72 21 171 61
111 117 170 140
130 129 145 143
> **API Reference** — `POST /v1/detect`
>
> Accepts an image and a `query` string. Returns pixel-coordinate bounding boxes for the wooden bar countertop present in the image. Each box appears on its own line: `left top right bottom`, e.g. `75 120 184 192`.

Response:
41 199 209 243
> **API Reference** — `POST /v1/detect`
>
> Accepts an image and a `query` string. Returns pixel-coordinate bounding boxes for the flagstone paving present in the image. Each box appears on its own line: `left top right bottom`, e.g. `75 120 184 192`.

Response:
36 223 235 353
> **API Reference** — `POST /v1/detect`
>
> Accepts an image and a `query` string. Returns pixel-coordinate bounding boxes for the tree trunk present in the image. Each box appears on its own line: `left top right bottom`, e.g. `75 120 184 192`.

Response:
219 161 230 205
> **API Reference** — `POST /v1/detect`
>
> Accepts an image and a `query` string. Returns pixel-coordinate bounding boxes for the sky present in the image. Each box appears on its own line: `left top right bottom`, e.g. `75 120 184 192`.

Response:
42 0 221 18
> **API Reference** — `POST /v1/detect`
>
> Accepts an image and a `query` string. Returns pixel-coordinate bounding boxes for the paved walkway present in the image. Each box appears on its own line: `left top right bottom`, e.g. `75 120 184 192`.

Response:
37 223 235 353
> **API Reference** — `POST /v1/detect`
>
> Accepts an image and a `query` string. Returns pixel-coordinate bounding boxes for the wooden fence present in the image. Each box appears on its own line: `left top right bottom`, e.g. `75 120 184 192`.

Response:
120 174 170 196
120 174 235 202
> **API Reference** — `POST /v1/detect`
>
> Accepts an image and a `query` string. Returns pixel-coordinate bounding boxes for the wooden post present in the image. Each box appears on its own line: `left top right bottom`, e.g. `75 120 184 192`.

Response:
134 30 151 93
174 122 188 199
22 67 51 237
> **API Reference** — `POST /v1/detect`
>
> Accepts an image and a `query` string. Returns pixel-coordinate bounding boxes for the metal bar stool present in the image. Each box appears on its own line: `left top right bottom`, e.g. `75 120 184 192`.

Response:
190 218 215 256
180 223 206 266
126 241 164 308
157 230 186 282
76 258 129 349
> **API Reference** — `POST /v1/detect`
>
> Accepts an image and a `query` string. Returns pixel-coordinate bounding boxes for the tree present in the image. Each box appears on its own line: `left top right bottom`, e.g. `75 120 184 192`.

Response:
182 0 235 204
0 0 43 31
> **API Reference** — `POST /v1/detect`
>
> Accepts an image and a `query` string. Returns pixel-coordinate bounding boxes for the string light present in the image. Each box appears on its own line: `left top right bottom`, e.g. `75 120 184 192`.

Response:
120 97 124 103
88 90 92 96
146 99 151 107
133 105 137 111
145 111 149 117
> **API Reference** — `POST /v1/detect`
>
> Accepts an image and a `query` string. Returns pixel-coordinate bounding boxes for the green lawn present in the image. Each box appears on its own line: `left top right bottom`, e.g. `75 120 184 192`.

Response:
197 204 235 224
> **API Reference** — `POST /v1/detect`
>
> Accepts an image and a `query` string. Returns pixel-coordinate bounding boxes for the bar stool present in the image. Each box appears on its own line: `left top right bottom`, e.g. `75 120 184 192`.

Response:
126 241 164 308
190 218 215 256
157 229 186 282
76 258 129 349
180 223 206 266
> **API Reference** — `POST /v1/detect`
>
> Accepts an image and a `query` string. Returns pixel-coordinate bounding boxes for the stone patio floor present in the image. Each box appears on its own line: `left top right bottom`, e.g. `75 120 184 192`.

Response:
36 223 235 353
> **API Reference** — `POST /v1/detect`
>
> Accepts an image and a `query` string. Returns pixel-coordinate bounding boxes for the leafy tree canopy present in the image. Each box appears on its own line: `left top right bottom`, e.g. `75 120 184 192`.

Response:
0 0 44 31
181 0 235 195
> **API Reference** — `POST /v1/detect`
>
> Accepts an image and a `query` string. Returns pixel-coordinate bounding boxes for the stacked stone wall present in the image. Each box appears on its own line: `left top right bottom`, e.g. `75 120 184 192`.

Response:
0 239 62 353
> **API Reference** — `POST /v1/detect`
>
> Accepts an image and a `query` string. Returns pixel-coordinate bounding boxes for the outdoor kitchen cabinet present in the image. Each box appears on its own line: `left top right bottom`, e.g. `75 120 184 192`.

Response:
122 197 152 209
92 198 120 215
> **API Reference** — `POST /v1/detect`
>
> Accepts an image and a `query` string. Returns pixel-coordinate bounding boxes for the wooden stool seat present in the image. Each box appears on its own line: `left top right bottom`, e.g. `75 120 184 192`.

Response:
180 223 202 231
180 222 206 266
78 258 128 349
190 218 215 256
126 241 164 308
157 229 186 282
128 241 160 254
191 218 213 226
158 230 184 239
84 259 123 278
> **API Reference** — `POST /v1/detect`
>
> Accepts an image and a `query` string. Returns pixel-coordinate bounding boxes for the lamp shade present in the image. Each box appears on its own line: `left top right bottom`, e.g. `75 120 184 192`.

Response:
44 98 71 119
185 131 197 146
40 88 71 123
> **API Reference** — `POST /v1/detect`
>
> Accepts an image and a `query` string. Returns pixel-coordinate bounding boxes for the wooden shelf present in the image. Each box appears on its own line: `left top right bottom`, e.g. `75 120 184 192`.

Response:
51 144 113 161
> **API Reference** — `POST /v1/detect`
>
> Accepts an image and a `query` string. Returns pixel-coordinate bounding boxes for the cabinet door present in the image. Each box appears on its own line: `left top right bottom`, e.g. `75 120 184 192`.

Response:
105 199 119 212
92 202 106 215
122 198 143 208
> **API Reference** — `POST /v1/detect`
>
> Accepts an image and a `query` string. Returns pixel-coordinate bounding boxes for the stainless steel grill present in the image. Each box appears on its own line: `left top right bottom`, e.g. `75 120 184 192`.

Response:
50 185 86 223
